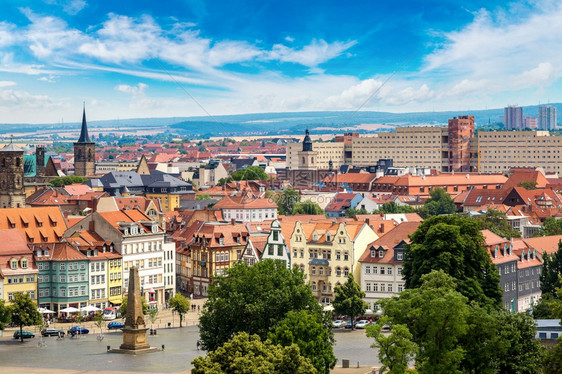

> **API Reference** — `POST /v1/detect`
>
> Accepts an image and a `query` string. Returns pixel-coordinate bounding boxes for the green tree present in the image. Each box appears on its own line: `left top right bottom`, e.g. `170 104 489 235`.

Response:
119 296 149 317
196 193 211 200
148 308 159 329
231 166 269 181
380 271 470 373
517 181 538 190
293 200 324 215
269 310 336 374
49 175 89 187
10 292 41 342
168 293 190 327
474 209 521 239
366 317 418 374
420 187 456 217
540 244 562 298
191 332 317 374
199 260 321 351
332 275 367 330
93 312 104 337
494 313 545 374
403 215 502 307
276 188 301 215
537 217 562 236
217 177 233 186
0 299 11 331
345 207 368 218
373 201 416 214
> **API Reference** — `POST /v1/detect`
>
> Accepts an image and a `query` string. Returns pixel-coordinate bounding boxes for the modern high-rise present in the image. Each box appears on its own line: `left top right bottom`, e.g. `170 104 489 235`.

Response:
538 105 557 131
504 105 523 130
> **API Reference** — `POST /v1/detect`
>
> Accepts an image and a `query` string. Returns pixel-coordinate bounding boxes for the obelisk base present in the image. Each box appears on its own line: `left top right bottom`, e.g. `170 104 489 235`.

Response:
108 327 160 354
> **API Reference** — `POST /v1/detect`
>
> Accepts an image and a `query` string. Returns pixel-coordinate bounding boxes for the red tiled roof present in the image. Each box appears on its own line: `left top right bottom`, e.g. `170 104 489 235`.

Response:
213 196 277 210
359 221 420 263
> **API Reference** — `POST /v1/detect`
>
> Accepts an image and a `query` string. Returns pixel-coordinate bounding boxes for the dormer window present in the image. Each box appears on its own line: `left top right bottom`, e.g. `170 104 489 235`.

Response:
370 249 376 258
124 228 129 235
44 249 49 256
378 250 384 258
152 225 158 233
110 244 114 252
37 249 42 257
10 259 17 270
219 237 224 245
94 249 98 256
326 234 331 242
313 234 318 241
21 259 28 269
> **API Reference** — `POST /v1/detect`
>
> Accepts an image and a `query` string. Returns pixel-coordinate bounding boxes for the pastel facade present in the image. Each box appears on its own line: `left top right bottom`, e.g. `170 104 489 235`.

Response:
0 230 38 302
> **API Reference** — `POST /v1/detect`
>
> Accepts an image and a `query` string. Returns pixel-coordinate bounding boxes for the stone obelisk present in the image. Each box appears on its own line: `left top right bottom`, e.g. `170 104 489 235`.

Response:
111 266 158 353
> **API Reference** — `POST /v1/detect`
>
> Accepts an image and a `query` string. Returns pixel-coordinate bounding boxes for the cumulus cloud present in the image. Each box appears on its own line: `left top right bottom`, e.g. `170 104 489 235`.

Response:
0 89 53 108
512 62 556 88
44 0 87 15
447 79 488 97
115 82 161 109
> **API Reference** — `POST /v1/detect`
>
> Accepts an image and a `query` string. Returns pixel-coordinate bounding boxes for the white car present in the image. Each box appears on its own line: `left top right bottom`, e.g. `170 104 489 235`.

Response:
332 320 345 328
355 320 371 329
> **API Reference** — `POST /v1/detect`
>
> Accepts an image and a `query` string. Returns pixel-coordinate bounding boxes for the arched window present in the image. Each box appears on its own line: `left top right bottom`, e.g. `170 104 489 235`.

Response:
344 267 349 277
16 158 20 167
312 281 317 291
336 267 341 277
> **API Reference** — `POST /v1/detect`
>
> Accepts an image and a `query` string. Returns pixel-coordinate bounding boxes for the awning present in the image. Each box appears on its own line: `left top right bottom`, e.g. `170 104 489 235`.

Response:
146 288 155 293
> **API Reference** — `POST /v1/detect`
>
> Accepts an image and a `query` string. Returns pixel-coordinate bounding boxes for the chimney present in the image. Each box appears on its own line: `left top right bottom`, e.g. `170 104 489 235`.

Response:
231 218 235 225
379 223 384 233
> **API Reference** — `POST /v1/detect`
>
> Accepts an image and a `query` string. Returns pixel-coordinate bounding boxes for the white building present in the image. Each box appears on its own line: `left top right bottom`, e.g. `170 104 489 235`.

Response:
260 220 291 268
89 257 107 309
358 222 420 311
214 196 278 223
162 240 176 304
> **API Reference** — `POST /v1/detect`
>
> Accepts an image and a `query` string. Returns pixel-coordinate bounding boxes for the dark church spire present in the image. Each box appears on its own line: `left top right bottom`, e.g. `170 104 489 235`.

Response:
77 103 92 143
302 128 313 152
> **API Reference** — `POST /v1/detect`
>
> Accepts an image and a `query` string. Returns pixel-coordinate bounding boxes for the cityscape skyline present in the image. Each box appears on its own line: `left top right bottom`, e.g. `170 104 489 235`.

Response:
1 0 562 123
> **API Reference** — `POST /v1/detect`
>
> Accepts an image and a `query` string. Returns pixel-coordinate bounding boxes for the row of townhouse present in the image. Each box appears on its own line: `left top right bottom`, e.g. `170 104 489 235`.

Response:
0 206 175 312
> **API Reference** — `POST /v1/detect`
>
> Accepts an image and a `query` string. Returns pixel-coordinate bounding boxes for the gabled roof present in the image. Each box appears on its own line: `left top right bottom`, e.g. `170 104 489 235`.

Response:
0 207 67 243
31 242 88 262
359 221 420 263
462 188 506 206
0 229 32 255
214 196 277 210
522 235 562 256
504 169 548 190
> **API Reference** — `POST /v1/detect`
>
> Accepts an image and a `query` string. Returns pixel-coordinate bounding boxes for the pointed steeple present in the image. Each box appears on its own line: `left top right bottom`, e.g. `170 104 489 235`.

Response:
77 103 92 143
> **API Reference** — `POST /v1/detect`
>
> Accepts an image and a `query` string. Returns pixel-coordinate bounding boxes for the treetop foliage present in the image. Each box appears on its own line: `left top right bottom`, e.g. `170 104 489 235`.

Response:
403 215 502 307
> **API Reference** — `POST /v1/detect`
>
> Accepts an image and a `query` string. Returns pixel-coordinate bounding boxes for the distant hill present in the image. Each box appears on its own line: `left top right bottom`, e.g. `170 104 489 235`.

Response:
1 104 561 136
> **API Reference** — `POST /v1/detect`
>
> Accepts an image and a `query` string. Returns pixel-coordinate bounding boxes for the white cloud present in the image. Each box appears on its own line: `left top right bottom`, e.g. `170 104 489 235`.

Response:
115 82 148 95
0 22 19 48
43 0 87 15
512 62 556 89
0 53 50 75
447 79 488 97
115 82 161 109
0 81 16 88
268 39 357 68
0 89 53 108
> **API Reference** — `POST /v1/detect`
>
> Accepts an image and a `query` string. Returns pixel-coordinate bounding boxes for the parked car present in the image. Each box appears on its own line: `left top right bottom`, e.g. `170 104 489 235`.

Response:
332 320 345 328
13 330 35 339
344 321 357 329
67 326 89 335
41 328 65 337
107 321 124 330
356 320 371 329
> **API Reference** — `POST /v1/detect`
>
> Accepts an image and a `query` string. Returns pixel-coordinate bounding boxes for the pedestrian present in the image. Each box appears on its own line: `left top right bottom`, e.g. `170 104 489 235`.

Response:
190 293 193 300
196 340 200 351
197 305 200 312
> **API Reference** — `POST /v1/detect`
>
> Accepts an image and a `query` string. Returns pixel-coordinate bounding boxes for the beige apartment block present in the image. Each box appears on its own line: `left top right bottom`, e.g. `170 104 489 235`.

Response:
476 131 562 174
351 126 449 169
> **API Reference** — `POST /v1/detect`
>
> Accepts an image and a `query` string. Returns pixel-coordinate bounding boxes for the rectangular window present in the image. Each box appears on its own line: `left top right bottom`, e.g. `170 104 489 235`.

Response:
60 263 66 270
388 284 393 293
373 283 378 292
398 284 403 292
387 267 392 275
366 283 371 291
380 267 385 275
365 266 370 274
381 284 386 292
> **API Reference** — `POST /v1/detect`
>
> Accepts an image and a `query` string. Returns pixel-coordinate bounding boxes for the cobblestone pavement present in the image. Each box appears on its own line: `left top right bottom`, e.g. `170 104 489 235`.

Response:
0 299 380 374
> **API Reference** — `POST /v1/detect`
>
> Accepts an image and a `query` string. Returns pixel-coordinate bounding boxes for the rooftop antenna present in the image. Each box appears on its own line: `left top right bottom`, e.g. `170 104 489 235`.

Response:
10 134 13 144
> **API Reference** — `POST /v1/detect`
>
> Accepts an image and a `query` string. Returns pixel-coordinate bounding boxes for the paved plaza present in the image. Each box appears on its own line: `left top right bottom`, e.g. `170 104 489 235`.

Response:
0 301 380 373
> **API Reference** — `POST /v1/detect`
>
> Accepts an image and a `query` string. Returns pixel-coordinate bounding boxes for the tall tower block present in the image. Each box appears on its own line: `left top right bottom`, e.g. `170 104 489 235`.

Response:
0 142 26 208
74 106 96 176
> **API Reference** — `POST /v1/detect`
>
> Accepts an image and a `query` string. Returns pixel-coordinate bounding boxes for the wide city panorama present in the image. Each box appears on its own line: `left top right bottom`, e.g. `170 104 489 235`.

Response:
1 1 562 373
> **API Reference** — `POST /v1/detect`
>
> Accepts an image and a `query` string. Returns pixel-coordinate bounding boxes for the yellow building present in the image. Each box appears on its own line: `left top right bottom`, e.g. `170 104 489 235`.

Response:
0 229 38 303
145 192 181 212
106 255 123 306
288 219 377 305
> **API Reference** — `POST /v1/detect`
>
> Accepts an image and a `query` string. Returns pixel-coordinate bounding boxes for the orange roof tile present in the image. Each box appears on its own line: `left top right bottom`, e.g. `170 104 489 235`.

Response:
0 207 67 244
359 222 420 263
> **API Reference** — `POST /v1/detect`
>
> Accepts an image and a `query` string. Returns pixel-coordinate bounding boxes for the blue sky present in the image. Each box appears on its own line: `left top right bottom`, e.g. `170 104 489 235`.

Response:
0 0 560 123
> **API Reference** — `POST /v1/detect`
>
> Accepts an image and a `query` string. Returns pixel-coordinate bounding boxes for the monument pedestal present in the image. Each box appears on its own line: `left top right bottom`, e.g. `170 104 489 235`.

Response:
108 266 161 355
109 327 160 354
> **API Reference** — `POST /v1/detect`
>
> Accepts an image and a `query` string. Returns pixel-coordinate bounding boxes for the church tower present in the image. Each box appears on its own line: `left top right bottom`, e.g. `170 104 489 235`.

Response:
0 141 26 208
74 106 96 176
298 129 317 170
